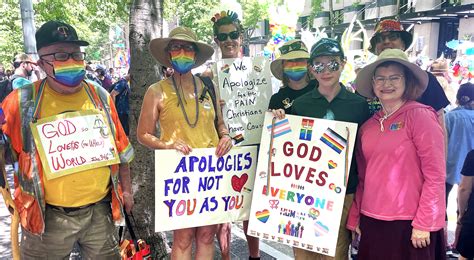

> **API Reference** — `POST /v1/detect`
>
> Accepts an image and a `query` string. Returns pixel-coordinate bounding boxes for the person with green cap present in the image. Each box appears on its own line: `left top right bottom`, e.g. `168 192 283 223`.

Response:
273 38 370 260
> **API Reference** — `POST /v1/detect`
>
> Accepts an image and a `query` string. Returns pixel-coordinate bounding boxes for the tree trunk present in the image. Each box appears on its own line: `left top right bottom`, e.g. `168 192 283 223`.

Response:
129 0 170 258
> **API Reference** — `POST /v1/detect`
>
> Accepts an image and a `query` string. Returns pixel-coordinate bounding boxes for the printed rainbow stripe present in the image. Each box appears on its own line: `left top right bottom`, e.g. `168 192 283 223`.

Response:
320 128 347 154
170 51 195 74
53 60 86 86
283 62 307 81
266 118 291 138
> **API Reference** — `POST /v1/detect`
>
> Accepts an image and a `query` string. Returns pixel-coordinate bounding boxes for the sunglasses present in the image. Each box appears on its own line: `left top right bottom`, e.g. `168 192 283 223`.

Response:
279 41 307 55
374 32 401 44
168 43 196 52
40 52 86 62
216 31 240 41
311 60 341 74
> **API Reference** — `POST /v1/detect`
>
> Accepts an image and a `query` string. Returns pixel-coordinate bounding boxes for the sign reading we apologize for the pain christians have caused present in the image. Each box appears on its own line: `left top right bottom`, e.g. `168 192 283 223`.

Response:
217 57 272 145
155 146 257 232
30 110 120 180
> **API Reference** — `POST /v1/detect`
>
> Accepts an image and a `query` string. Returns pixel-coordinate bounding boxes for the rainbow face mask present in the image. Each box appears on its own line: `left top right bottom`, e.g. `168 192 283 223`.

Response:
170 50 195 74
52 59 86 87
283 61 308 81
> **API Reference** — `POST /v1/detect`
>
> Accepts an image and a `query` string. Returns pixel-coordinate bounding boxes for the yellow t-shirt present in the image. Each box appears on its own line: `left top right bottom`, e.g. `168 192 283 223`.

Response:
153 78 219 148
41 83 111 207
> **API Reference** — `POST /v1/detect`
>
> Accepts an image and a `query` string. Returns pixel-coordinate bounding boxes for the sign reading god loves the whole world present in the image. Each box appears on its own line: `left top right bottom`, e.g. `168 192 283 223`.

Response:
217 57 272 146
154 146 257 232
30 110 120 180
247 113 358 257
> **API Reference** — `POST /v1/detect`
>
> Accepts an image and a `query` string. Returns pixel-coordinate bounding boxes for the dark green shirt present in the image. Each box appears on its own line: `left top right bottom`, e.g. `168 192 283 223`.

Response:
291 84 370 194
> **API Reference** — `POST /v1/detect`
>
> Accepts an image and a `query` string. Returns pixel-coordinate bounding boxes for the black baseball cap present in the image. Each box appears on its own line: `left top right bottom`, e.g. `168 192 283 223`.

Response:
309 38 345 61
35 21 89 51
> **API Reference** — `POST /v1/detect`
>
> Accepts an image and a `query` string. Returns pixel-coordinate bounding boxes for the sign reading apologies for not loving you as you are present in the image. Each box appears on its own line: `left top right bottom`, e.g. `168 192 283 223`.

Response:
30 110 120 180
154 146 257 232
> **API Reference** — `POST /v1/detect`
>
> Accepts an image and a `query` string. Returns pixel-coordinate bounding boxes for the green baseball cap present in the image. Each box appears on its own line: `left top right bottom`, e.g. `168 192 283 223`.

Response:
309 38 345 61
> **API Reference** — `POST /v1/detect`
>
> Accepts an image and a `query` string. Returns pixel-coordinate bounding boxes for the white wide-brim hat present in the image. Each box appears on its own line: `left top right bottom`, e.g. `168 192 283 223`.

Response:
356 49 428 99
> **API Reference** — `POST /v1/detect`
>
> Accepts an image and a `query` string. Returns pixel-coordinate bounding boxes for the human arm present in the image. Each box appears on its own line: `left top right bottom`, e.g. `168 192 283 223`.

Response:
136 82 192 154
346 135 366 234
455 150 474 246
458 175 473 223
212 82 233 157
118 163 133 214
409 108 446 246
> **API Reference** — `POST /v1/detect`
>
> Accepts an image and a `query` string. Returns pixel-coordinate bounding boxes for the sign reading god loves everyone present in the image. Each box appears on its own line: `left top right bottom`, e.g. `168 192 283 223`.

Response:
155 146 258 232
217 57 272 146
30 110 120 180
247 113 358 256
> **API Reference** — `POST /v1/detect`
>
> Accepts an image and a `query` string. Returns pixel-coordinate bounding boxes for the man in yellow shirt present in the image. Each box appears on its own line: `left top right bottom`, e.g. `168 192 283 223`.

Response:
2 20 134 259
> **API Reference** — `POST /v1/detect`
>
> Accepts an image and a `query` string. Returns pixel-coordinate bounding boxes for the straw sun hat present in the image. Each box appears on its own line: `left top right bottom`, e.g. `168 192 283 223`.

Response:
356 49 428 99
149 27 214 68
270 39 310 80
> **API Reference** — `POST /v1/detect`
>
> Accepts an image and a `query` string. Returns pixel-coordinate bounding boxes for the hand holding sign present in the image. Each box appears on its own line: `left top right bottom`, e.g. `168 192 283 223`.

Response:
171 139 192 155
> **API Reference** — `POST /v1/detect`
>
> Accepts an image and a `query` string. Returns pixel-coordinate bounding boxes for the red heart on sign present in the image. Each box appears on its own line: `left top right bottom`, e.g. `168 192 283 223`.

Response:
231 173 248 192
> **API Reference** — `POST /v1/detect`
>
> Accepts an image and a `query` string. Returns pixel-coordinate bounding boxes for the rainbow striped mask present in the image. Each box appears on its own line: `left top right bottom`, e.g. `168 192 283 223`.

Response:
170 51 195 74
283 61 307 81
52 59 86 87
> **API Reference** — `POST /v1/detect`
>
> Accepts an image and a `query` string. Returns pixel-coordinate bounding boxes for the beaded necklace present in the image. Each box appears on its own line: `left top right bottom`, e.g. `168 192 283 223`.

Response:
171 76 199 128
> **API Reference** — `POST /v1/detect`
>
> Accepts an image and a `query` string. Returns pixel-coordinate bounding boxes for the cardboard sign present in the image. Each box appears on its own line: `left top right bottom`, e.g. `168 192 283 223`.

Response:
154 146 258 232
217 57 272 145
247 113 358 256
30 110 120 180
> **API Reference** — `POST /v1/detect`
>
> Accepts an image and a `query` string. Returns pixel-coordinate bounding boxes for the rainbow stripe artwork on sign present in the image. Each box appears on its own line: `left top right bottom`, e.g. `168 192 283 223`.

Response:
320 128 347 154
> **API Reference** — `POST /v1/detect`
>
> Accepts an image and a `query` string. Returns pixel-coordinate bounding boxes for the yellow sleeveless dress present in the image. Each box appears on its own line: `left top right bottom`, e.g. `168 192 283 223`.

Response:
151 78 219 148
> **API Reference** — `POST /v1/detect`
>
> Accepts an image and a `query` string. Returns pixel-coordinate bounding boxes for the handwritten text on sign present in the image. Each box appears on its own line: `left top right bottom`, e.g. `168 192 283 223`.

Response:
217 57 272 145
247 113 358 257
155 146 257 232
31 110 119 180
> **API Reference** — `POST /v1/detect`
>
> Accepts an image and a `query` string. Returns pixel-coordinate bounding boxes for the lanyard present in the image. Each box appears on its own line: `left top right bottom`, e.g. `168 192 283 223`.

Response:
32 79 100 122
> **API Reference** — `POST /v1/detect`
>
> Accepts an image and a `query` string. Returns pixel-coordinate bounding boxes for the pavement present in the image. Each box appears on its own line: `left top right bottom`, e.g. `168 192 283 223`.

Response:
0 165 460 259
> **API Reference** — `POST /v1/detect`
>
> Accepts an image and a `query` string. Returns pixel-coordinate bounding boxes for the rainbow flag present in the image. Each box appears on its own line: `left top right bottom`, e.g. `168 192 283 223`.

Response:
266 118 291 138
320 128 347 154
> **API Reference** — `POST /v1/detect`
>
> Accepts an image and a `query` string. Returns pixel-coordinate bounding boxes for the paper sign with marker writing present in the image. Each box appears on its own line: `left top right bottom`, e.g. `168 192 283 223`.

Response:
217 57 272 146
247 112 358 256
155 146 257 232
30 110 120 180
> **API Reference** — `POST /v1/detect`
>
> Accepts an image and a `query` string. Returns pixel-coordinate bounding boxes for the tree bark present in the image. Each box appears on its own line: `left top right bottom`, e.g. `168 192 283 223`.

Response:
129 0 170 258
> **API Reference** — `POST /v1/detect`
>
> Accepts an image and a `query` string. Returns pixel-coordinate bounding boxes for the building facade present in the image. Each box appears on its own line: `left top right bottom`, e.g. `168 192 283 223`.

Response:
299 0 474 59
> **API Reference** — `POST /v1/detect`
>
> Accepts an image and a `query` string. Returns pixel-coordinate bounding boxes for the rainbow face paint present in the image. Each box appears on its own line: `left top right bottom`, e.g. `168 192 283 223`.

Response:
52 59 86 87
283 61 307 81
170 50 195 74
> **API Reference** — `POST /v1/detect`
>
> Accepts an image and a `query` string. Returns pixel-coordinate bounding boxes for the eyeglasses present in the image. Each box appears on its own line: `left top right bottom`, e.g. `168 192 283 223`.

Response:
167 43 196 52
374 32 401 44
373 75 404 86
279 41 307 55
40 52 86 62
311 60 341 74
216 31 240 41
